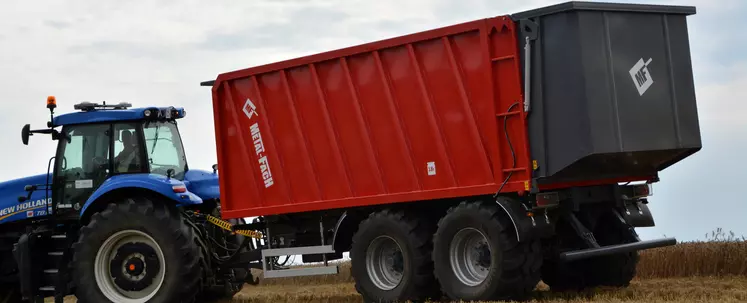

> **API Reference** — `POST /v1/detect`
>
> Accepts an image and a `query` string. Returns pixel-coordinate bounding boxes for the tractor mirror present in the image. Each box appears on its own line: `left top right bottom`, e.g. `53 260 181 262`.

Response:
21 124 31 145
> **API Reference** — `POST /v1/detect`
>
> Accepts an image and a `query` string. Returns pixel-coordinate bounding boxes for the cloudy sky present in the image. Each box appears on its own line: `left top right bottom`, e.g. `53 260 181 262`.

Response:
0 0 744 242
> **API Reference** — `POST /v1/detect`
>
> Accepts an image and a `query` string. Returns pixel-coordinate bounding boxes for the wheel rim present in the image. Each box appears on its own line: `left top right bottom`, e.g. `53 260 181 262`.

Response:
94 230 166 303
449 227 492 286
365 235 404 290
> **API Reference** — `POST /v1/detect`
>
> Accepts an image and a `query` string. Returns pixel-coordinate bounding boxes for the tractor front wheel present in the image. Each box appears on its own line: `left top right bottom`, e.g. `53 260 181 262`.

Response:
72 198 202 303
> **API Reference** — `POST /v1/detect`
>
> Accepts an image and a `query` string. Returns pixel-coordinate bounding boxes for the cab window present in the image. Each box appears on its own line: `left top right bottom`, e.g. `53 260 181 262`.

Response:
55 123 111 207
143 121 187 179
113 123 144 174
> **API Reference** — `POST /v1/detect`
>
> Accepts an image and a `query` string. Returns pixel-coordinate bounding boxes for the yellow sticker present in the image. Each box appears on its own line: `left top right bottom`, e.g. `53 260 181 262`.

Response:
524 181 530 190
532 160 538 170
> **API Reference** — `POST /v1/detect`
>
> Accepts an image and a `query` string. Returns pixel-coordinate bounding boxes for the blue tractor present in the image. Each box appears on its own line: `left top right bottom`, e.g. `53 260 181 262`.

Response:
0 98 259 302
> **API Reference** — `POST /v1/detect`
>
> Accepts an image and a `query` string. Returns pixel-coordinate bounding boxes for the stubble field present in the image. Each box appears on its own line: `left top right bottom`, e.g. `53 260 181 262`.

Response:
228 230 747 303
54 229 747 302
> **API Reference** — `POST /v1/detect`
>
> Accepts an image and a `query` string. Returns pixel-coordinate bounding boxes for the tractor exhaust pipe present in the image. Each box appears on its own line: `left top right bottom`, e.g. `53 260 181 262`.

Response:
559 237 677 262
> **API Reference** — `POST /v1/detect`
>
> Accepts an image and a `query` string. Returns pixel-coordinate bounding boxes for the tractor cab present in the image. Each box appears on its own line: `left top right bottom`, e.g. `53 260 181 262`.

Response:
20 97 190 217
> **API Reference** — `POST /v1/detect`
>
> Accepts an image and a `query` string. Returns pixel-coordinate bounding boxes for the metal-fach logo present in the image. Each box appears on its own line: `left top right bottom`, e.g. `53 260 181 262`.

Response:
629 58 654 96
242 97 274 188
243 98 258 119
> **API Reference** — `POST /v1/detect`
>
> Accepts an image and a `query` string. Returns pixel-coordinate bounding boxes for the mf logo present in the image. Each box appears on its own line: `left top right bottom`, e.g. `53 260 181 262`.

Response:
243 98 258 120
629 58 654 96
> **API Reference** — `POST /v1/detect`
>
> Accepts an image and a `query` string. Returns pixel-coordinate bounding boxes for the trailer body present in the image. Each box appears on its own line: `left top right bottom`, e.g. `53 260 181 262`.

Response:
210 2 699 219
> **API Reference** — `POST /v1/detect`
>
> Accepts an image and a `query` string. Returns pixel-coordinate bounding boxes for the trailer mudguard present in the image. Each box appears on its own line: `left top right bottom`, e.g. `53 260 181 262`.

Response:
80 173 202 218
495 197 553 242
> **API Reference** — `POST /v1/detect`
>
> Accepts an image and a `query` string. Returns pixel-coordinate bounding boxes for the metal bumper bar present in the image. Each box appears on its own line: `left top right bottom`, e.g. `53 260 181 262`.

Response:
559 237 677 262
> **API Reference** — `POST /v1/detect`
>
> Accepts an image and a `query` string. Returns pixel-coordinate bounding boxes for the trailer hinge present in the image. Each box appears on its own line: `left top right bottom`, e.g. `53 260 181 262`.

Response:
519 19 539 113
206 215 264 239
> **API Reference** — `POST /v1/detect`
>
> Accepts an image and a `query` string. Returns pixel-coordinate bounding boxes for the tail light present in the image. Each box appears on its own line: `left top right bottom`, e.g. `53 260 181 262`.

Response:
172 185 187 193
631 184 653 198
535 192 560 208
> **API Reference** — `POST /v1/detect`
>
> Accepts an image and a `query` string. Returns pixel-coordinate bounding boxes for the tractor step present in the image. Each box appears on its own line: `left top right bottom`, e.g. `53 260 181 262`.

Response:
38 286 55 292
261 245 339 279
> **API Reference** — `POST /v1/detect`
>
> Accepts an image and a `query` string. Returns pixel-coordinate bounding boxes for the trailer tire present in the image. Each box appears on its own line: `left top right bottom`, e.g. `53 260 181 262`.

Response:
432 201 542 302
350 209 440 303
541 213 639 291
586 221 639 287
72 198 202 303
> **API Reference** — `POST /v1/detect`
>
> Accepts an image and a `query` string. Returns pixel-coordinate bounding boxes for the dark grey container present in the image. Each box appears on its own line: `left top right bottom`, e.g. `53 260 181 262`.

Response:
512 1 701 186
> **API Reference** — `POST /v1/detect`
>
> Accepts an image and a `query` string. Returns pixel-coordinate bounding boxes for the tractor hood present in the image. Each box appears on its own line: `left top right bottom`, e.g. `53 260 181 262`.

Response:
0 173 52 224
183 169 220 201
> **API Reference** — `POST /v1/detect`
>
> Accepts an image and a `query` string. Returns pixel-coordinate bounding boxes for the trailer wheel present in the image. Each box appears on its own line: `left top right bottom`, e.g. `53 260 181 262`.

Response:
541 212 639 291
350 210 439 303
72 198 202 303
586 218 639 287
432 201 542 301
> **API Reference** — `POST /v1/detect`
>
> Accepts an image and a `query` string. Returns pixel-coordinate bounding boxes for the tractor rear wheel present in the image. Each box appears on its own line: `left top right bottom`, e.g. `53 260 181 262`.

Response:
432 200 542 301
350 209 440 303
0 286 21 303
72 198 202 303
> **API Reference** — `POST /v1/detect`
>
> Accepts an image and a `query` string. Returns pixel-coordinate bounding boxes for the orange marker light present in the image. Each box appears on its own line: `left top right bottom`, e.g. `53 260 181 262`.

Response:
129 264 135 271
47 96 57 109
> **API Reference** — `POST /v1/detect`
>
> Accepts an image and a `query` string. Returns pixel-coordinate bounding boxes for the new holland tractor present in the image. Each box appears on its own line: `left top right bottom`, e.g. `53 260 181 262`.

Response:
0 99 261 302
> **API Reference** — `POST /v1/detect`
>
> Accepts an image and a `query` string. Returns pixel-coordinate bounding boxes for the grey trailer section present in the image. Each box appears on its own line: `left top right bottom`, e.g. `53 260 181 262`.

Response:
512 1 701 186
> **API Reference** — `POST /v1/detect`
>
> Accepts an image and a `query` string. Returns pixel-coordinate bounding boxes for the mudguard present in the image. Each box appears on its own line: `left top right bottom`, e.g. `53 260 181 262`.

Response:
183 169 220 201
620 200 656 228
80 173 202 218
495 197 554 242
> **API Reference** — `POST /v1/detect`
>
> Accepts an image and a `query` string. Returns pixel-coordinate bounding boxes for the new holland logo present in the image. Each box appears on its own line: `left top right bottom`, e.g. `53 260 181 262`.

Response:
243 98 258 120
629 58 654 96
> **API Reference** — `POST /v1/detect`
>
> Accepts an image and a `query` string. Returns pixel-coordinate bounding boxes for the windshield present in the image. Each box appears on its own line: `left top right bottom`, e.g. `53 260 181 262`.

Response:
142 121 187 179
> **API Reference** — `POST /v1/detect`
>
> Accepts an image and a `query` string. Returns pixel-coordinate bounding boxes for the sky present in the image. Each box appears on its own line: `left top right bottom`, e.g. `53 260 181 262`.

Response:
0 0 744 242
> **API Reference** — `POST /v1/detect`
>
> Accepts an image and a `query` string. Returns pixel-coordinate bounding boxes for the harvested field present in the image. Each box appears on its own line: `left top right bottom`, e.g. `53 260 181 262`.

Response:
229 276 747 303
49 233 747 302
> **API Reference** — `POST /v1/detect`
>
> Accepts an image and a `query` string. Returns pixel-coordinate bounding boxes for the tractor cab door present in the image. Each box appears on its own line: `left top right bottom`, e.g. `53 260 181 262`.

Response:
54 123 114 212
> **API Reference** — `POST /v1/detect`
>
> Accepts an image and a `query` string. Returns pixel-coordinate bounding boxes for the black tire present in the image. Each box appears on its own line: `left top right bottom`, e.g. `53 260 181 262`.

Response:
0 286 21 303
72 197 202 303
350 209 439 303
541 212 639 291
540 258 589 291
586 221 639 287
432 201 542 301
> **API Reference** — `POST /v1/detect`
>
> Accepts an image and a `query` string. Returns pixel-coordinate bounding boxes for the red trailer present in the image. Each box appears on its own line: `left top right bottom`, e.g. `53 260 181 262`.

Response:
203 1 699 302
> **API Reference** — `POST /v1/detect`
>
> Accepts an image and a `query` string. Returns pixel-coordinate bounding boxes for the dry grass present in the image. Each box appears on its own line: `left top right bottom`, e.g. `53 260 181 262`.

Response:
229 277 747 303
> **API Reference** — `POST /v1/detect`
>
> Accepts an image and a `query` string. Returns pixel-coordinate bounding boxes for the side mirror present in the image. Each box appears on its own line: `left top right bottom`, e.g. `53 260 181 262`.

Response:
21 124 31 145
18 196 27 203
212 164 218 174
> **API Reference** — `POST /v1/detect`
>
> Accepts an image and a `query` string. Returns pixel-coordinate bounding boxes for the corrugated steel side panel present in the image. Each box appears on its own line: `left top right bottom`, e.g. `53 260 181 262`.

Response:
212 16 531 218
